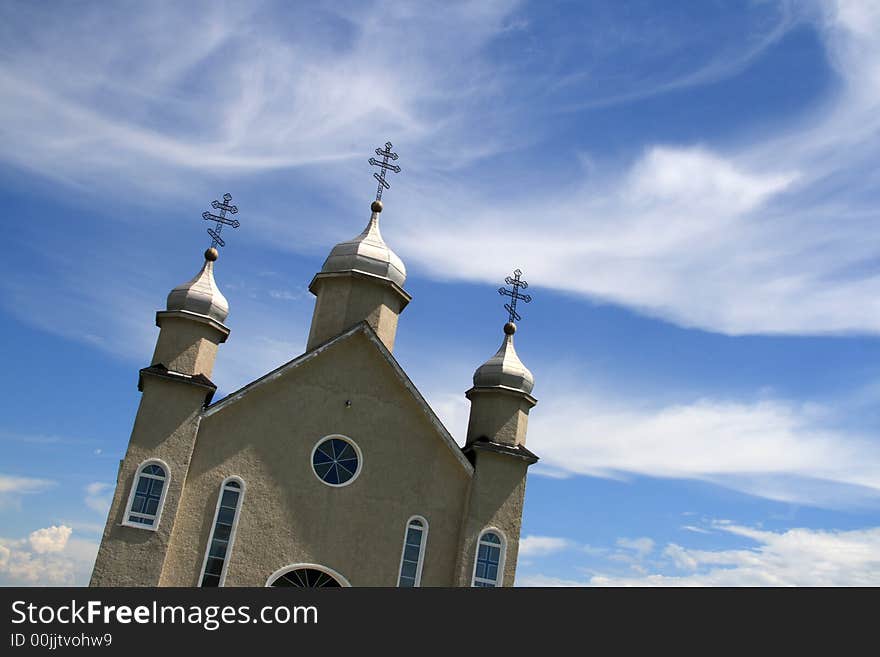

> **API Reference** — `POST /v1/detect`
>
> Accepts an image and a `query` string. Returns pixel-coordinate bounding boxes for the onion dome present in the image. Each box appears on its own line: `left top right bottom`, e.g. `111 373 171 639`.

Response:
472 322 535 394
320 200 406 287
165 247 229 323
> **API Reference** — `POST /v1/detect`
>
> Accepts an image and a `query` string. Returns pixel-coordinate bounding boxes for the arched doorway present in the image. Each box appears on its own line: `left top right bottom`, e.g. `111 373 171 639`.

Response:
266 563 350 587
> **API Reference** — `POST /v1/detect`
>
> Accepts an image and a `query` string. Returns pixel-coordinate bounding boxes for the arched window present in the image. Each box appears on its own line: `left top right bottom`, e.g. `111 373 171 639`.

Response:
266 564 350 587
123 460 169 529
472 529 506 587
199 477 244 587
397 516 428 587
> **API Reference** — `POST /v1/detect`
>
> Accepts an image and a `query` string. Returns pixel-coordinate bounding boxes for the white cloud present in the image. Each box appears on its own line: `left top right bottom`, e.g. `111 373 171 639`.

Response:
3 1 880 347
2 1 880 340
529 390 880 508
0 474 55 495
518 522 880 586
616 537 655 558
28 525 72 554
0 525 98 585
516 573 585 587
0 474 56 510
519 535 572 558
592 523 880 586
388 2 880 336
0 0 524 193
268 289 305 302
84 483 113 516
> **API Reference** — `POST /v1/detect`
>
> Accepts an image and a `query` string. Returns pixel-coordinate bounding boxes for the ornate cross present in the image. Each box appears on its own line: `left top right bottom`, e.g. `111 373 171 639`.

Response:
498 269 532 323
368 142 401 202
202 193 241 249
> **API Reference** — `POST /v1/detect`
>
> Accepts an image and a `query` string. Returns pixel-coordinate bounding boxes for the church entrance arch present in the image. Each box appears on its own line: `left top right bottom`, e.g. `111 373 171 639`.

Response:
266 563 351 587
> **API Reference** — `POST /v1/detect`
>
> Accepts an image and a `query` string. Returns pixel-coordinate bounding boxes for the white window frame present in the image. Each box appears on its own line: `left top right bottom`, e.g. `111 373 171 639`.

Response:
198 475 245 587
471 527 507 588
121 458 170 531
309 434 363 488
265 563 352 587
396 515 429 587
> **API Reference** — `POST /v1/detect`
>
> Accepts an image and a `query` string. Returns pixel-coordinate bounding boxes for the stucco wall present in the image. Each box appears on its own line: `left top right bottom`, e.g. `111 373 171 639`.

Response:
455 449 530 587
151 315 225 378
160 330 473 586
306 273 405 352
90 378 205 586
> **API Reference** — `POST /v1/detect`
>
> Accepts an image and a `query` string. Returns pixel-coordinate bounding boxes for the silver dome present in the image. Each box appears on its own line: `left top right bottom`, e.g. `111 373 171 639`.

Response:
166 258 229 323
472 326 534 394
320 210 406 287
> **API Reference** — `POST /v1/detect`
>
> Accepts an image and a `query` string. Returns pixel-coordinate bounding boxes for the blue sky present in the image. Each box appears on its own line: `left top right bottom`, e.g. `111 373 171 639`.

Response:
2 0 880 585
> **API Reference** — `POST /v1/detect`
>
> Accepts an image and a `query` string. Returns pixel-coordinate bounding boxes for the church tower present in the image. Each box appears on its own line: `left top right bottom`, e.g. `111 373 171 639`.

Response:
306 198 410 353
91 238 231 585
456 270 538 586
464 321 536 448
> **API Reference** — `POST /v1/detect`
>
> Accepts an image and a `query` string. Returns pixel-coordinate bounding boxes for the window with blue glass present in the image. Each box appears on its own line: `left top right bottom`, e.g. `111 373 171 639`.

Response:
311 436 361 486
125 463 167 528
472 531 505 587
397 517 428 587
200 479 243 587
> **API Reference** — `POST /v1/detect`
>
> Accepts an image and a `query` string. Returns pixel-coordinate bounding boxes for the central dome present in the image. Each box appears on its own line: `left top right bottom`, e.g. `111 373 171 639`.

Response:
320 208 406 287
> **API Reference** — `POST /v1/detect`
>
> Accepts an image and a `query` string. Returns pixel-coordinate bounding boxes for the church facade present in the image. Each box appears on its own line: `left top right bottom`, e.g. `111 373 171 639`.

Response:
90 195 539 587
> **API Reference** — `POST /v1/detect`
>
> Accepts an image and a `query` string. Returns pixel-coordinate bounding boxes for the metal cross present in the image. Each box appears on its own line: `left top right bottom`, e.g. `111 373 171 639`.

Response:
368 141 401 202
202 192 241 249
498 269 532 323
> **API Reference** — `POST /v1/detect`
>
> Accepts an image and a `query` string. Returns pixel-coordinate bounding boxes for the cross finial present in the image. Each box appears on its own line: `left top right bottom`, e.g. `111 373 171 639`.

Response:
368 141 401 203
498 269 532 324
201 192 241 253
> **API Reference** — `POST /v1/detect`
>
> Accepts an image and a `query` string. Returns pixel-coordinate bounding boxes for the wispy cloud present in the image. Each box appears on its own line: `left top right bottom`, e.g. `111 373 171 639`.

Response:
616 537 655 558
595 522 880 586
0 474 55 495
84 483 113 516
0 474 56 511
3 1 879 341
518 521 880 586
519 535 572 558
0 0 526 192
529 390 880 509
391 1 880 336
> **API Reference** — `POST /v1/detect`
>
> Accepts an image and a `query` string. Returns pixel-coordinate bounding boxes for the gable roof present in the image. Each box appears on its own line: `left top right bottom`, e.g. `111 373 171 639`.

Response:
203 321 474 475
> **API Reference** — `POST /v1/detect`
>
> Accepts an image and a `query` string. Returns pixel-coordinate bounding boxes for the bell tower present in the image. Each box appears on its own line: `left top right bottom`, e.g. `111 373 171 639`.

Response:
456 270 539 587
306 142 410 352
91 193 241 586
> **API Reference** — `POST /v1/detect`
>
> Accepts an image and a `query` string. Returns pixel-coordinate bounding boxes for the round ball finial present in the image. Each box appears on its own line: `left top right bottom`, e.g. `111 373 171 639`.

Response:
503 321 517 335
204 247 219 262
371 200 383 213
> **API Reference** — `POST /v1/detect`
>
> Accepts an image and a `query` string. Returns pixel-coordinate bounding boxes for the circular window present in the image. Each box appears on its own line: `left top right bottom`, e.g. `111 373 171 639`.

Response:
311 436 361 487
270 568 344 587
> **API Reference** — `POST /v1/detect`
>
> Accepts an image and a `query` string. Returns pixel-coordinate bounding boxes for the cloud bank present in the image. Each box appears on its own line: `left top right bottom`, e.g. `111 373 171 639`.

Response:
518 522 880 586
3 1 878 337
0 525 97 585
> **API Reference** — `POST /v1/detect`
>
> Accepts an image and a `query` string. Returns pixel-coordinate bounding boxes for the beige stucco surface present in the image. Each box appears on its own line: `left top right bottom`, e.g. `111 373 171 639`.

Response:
455 449 529 586
466 388 534 446
92 248 537 588
89 378 206 586
306 272 408 352
161 330 474 586
152 313 226 378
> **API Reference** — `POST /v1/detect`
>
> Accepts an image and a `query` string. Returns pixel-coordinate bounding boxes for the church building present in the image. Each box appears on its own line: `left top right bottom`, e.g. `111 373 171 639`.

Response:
90 150 539 587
